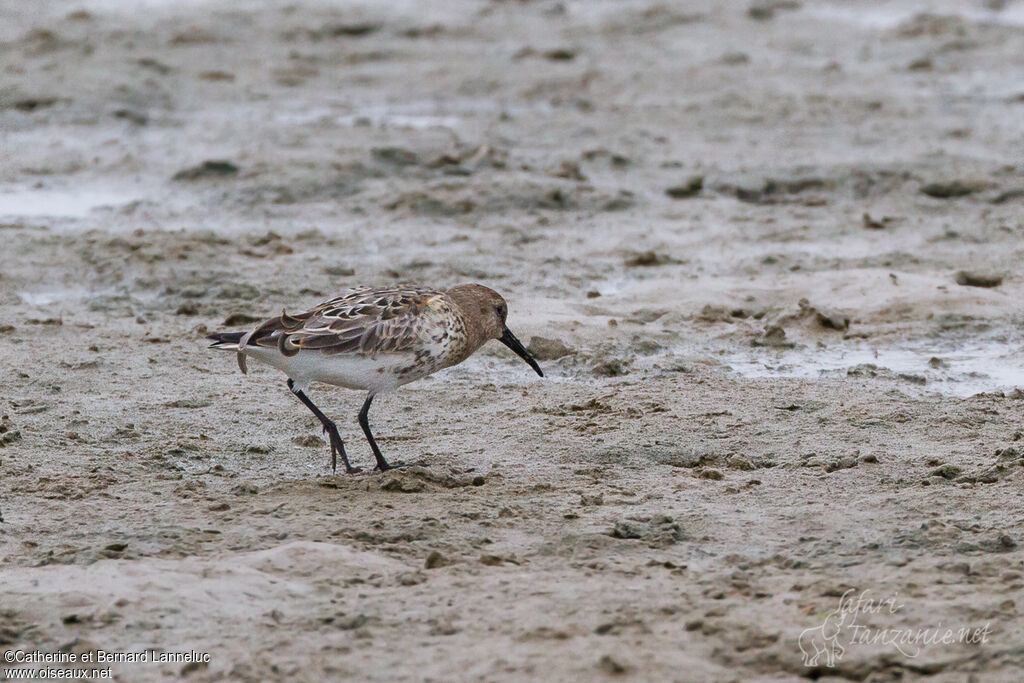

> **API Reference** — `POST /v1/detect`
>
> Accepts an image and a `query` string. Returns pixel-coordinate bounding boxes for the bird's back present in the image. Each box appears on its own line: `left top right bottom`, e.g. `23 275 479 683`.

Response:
209 286 469 392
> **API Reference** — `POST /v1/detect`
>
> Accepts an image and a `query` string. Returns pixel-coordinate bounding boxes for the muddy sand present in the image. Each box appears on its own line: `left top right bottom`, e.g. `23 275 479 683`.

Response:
2 0 1024 681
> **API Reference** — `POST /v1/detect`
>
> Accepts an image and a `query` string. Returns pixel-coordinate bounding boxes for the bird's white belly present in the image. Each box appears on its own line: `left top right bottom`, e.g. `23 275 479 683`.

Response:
243 347 405 393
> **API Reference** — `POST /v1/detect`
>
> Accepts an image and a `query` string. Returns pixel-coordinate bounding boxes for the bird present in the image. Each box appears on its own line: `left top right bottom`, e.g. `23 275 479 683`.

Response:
206 284 543 473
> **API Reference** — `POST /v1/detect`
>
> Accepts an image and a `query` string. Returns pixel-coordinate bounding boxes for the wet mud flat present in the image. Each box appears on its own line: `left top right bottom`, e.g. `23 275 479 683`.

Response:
2 1 1024 681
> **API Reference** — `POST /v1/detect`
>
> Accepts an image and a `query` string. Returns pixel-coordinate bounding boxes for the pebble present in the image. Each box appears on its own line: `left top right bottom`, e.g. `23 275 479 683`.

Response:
372 146 419 167
624 251 680 267
726 455 754 471
596 655 629 675
425 551 448 569
931 464 962 479
665 176 704 199
920 180 981 198
172 160 239 181
751 325 794 348
543 48 577 61
955 270 1003 288
527 336 572 361
814 306 849 331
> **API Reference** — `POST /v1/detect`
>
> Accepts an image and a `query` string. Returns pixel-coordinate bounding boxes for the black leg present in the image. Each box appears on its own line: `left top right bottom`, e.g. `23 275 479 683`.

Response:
288 379 355 474
358 393 394 471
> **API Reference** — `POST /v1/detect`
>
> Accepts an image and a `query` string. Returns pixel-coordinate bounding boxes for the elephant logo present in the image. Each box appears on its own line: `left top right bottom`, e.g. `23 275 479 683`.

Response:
799 611 847 667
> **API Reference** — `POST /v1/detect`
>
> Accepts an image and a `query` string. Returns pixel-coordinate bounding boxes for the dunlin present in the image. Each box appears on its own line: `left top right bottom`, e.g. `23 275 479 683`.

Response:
207 284 543 473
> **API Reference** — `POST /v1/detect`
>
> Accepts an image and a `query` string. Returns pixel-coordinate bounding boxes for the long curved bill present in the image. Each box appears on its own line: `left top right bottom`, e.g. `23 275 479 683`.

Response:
499 327 544 377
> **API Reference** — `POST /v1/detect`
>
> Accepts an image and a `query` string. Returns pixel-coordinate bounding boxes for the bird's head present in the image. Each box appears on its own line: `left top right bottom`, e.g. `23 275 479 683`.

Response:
447 284 543 377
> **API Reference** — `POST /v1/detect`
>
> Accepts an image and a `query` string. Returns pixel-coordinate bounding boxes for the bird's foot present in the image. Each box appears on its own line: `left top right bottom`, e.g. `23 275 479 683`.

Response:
324 431 355 474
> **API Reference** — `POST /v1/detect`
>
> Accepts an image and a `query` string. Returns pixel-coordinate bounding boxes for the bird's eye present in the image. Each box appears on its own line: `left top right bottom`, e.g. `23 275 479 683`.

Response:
495 304 507 318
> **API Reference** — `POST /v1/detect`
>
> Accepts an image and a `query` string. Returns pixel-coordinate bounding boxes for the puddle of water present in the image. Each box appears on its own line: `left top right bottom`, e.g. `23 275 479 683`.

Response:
721 341 1024 397
275 107 460 129
0 186 140 219
19 285 159 307
810 3 1024 30
18 286 98 306
276 103 471 130
275 100 554 130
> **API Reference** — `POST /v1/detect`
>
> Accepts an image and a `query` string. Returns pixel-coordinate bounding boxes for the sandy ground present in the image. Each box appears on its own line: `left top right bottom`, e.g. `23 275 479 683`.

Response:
2 0 1024 680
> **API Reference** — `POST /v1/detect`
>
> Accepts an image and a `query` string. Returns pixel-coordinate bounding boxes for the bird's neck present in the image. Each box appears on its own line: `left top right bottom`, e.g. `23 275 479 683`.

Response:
445 290 491 365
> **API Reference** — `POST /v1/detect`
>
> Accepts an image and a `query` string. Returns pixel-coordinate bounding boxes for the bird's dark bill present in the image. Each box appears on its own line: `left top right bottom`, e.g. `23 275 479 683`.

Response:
499 327 544 377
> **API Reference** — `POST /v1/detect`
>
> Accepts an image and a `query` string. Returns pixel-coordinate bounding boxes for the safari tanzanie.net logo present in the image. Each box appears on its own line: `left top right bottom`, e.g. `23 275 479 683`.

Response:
798 589 993 668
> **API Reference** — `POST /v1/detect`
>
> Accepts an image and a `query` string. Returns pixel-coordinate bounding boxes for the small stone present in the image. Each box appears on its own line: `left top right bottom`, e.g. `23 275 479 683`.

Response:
527 336 572 361
697 305 731 323
748 1 801 21
321 23 380 37
180 661 208 677
610 521 646 539
955 271 1003 288
825 456 858 473
380 476 426 493
726 455 754 470
324 265 356 277
596 655 629 675
920 181 981 198
425 551 448 569
931 464 962 479
626 309 667 324
624 251 679 267
862 212 887 229
720 52 750 65
113 108 147 125
172 160 238 181
215 283 260 300
397 571 426 586
814 307 849 331
543 48 577 61
699 468 724 480
665 176 704 199
335 614 368 630
550 160 586 180
751 325 794 348
591 358 629 377
372 147 419 166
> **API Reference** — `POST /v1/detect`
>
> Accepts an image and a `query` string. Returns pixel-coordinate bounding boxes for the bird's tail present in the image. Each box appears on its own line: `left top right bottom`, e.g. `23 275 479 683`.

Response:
206 331 245 349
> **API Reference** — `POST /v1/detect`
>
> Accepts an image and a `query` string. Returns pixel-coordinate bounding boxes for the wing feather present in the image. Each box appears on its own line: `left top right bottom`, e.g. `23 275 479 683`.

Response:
244 286 450 358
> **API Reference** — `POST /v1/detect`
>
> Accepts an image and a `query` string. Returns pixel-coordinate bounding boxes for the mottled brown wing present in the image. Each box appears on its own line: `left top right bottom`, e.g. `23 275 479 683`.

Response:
247 286 448 357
